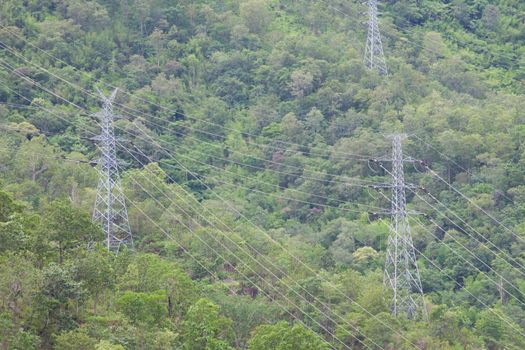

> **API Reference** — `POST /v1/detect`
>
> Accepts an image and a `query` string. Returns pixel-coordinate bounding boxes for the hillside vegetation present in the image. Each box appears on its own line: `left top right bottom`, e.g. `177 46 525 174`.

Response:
0 0 525 349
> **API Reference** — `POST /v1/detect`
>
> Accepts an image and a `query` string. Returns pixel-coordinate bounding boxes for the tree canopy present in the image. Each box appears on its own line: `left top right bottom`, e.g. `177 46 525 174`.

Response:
0 0 524 348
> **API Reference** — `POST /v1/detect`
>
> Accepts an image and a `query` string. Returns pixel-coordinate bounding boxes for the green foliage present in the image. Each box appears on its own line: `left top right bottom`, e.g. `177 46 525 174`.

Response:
248 321 329 350
117 290 166 326
40 199 103 263
0 0 523 348
95 340 125 350
54 329 97 350
73 246 114 314
0 253 41 349
181 298 234 350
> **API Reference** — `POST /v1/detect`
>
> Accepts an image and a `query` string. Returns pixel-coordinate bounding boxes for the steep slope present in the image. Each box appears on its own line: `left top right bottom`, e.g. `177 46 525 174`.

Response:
0 0 524 349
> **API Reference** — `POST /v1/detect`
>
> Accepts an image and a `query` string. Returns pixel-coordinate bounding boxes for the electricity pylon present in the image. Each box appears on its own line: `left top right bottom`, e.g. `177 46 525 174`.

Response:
92 88 133 253
364 0 388 75
383 134 424 319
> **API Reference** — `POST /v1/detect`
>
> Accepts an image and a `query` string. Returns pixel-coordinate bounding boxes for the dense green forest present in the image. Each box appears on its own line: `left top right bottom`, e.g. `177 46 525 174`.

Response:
0 0 525 349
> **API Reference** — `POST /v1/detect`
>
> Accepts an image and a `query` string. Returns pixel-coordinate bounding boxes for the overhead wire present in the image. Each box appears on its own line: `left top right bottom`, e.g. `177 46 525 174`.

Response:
3 131 522 338
424 164 525 246
2 52 520 342
372 179 525 333
0 102 41 109
376 163 525 307
0 28 377 162
410 217 525 336
317 0 523 68
0 53 392 214
3 63 520 344
0 57 402 350
121 154 357 350
0 125 363 350
416 210 525 307
0 1 522 172
0 31 516 286
0 41 386 189
123 191 336 348
153 160 384 215
151 127 378 187
0 80 388 215
1 15 524 340
374 168 525 285
0 81 365 350
374 159 525 279
121 116 422 348
423 190 525 276
120 140 380 350
412 133 515 203
380 216 525 336
378 160 525 278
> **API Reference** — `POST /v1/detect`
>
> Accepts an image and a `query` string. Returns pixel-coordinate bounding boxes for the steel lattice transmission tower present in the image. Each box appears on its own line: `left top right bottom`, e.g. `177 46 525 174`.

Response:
364 0 388 75
383 134 424 319
92 88 133 253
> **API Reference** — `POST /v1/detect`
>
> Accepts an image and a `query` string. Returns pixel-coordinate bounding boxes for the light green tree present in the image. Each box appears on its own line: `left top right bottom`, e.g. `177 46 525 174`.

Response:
181 298 234 350
248 321 329 350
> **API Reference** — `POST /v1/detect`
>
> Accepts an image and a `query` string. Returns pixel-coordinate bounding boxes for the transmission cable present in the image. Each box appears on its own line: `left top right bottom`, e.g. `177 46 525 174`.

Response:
0 80 388 215
0 80 367 350
0 31 376 162
412 133 515 203
376 163 525 304
0 59 414 349
119 140 382 350
424 164 525 245
0 47 383 189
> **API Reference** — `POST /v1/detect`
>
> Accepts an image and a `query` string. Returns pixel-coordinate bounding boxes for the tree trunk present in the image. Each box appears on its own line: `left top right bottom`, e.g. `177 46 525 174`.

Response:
93 290 99 315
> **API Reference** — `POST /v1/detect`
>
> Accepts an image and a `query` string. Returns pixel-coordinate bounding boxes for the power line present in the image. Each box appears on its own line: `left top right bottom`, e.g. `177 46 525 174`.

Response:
133 113 524 336
410 200 525 307
124 170 353 350
374 190 525 333
4 136 523 336
148 156 387 215
0 31 378 162
0 58 410 350
0 112 369 349
4 92 520 340
5 47 520 238
5 35 524 342
0 78 370 350
317 0 524 69
0 102 41 109
7 59 410 347
0 83 389 215
143 127 378 187
420 216 525 307
373 185 525 302
387 215 525 336
1 116 386 216
120 141 379 350
4 65 524 348
412 133 514 204
2 35 520 272
0 44 386 186
124 120 421 348
121 191 340 349
424 164 525 246
417 190 525 282
0 60 392 210
376 164 525 312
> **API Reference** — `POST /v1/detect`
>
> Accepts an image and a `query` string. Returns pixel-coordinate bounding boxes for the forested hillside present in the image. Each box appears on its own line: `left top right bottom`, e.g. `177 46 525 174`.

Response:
0 0 525 349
